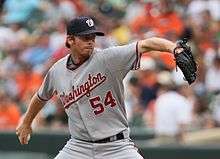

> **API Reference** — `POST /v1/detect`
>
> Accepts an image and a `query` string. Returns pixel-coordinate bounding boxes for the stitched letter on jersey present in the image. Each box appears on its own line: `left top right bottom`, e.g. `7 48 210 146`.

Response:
60 73 106 108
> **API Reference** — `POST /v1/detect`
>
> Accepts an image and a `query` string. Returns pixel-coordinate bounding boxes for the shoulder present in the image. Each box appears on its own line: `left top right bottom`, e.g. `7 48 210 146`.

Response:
48 54 69 73
96 42 138 54
93 48 103 54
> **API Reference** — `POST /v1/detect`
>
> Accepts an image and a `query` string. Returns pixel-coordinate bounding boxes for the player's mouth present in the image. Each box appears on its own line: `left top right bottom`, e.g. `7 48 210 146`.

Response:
84 47 93 50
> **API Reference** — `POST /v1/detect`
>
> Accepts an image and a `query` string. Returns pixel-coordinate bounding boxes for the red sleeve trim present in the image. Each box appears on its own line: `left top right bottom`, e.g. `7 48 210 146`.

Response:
132 41 141 70
37 93 49 101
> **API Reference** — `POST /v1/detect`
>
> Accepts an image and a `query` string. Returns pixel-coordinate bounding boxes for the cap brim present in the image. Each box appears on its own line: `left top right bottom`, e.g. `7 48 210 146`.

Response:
75 30 105 36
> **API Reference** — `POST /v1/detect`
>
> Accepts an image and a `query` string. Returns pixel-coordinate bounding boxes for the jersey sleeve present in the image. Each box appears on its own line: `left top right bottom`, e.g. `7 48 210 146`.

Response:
37 68 55 101
100 42 141 73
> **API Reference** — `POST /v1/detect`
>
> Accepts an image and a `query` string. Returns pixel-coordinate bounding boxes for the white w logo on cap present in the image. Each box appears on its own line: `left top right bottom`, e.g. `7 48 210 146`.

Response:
86 19 94 27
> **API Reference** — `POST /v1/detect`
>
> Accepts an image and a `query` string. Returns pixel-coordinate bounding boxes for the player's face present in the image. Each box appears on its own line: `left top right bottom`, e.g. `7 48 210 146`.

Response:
70 34 96 58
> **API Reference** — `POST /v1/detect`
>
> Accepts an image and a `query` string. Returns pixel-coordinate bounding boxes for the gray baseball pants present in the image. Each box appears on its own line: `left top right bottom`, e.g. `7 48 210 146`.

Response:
54 138 144 159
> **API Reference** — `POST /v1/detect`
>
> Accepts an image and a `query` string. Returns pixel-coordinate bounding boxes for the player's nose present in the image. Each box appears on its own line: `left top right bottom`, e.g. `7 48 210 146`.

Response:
87 40 95 46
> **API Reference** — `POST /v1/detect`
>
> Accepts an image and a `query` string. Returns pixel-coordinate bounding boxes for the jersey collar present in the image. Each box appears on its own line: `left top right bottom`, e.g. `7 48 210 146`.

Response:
66 49 96 71
66 54 80 71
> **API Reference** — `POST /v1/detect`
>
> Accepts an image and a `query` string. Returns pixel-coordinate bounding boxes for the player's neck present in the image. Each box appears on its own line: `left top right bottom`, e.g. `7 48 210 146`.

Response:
70 52 89 65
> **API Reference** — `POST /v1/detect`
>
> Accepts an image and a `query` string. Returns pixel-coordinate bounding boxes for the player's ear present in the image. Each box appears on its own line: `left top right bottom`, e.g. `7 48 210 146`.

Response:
66 35 75 47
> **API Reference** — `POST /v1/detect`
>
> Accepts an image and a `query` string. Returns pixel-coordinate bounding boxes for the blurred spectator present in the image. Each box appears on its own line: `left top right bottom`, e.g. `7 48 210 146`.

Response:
136 57 158 109
204 39 220 67
0 0 6 12
210 93 220 127
30 97 68 130
0 23 29 52
69 0 86 14
126 76 146 127
45 98 68 129
49 19 67 51
111 20 131 45
150 71 192 144
15 62 42 102
0 90 21 130
8 23 29 43
0 48 23 99
190 95 214 130
42 0 77 26
21 32 53 73
41 46 69 76
187 0 220 21
2 0 40 24
0 26 19 51
95 0 126 19
124 0 145 23
205 54 220 93
130 0 183 40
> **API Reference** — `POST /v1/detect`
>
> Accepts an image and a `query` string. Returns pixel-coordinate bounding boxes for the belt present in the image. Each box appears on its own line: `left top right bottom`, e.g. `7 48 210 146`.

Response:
91 132 125 143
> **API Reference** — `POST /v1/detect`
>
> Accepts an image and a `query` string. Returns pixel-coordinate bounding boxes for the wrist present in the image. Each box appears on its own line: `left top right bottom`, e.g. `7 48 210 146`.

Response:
22 114 33 127
170 43 177 53
22 120 32 127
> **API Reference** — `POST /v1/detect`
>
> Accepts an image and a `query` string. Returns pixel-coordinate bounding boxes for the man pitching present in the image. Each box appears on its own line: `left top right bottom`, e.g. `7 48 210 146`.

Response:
16 16 179 159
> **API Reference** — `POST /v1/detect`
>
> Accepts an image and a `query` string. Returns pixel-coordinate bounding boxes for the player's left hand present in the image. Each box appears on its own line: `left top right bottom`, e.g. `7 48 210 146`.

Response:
173 38 197 85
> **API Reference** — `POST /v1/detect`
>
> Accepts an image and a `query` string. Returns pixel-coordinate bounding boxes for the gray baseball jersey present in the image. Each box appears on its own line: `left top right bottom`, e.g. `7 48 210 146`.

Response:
37 42 141 141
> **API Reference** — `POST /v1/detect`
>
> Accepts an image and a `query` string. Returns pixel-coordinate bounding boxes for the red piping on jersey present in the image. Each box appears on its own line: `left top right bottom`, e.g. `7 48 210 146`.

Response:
37 93 48 101
132 41 141 70
37 90 57 102
136 42 141 69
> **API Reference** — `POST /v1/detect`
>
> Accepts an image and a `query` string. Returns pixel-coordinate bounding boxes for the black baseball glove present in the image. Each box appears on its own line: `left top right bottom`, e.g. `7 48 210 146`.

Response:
173 38 197 85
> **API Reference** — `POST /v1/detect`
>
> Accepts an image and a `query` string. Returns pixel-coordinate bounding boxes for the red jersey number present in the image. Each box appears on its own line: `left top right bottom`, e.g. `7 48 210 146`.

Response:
104 91 117 107
89 96 104 115
89 91 117 115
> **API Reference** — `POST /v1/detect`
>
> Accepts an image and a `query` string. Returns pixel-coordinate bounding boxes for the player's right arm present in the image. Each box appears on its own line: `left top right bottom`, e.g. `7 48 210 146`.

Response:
16 65 56 145
16 94 46 145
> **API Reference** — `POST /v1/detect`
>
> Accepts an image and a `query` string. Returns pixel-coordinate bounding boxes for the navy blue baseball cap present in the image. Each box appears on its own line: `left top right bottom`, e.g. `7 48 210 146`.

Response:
66 16 105 36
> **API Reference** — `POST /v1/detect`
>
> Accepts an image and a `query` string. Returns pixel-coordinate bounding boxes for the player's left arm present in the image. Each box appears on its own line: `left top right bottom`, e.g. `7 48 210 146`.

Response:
138 37 197 84
138 37 176 54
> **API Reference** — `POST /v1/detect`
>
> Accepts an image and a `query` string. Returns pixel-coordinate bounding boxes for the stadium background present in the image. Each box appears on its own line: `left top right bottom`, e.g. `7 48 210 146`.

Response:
0 0 220 158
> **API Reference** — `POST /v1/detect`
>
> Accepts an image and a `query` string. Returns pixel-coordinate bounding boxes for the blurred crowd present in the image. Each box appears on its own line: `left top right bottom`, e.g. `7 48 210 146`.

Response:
0 0 220 143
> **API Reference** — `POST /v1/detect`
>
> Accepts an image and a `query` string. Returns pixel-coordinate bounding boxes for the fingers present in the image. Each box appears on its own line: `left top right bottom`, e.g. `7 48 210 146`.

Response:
175 48 184 54
174 47 184 55
15 130 19 136
16 127 31 145
17 133 31 145
23 134 31 145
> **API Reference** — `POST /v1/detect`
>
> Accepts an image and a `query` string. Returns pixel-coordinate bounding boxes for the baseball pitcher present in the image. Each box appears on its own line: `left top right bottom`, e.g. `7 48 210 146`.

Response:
16 16 197 159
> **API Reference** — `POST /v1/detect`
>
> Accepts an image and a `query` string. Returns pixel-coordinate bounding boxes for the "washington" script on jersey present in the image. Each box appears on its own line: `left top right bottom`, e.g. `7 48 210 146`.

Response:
60 73 107 108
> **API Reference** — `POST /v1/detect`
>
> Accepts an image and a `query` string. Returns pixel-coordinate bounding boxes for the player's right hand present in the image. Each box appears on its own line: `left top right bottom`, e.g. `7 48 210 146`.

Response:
16 120 32 145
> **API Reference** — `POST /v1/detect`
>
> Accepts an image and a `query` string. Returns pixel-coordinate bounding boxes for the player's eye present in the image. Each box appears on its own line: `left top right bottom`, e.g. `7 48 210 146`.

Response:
79 34 96 41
